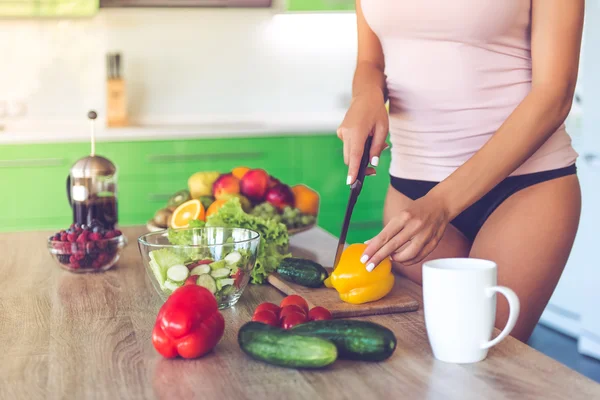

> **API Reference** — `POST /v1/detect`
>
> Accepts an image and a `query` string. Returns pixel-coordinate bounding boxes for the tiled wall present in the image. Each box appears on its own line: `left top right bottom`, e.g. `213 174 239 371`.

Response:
0 9 357 124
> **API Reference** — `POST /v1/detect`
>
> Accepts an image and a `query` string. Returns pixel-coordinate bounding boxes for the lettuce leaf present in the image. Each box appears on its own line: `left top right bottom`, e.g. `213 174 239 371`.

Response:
167 219 206 246
206 198 290 284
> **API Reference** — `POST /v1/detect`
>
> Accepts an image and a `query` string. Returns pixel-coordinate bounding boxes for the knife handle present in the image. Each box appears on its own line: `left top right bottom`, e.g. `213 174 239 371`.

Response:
351 135 373 192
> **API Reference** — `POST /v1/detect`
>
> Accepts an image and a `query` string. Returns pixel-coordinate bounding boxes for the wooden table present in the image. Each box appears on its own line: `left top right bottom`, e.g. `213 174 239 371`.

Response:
1 227 599 400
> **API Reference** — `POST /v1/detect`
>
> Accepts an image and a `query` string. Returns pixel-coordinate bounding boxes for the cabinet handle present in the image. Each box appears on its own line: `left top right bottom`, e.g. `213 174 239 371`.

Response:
148 152 265 163
349 221 381 230
0 158 66 168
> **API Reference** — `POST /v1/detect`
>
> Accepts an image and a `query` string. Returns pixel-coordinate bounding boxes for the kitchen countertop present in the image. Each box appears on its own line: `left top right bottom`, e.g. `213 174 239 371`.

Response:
0 113 345 144
1 226 599 400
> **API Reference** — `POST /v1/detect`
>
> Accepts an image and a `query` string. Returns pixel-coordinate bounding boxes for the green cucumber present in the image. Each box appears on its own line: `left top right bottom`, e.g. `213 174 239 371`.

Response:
164 279 182 293
196 274 217 294
166 264 189 282
291 320 397 361
238 322 337 369
224 251 242 265
277 258 329 288
211 267 231 279
216 278 235 290
190 264 211 276
209 260 228 271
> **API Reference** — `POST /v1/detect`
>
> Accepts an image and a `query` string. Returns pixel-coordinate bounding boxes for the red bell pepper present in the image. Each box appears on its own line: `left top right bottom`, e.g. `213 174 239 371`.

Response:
152 285 225 359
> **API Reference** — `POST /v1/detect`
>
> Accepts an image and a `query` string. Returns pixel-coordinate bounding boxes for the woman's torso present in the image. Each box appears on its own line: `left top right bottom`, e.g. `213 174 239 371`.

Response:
361 0 578 181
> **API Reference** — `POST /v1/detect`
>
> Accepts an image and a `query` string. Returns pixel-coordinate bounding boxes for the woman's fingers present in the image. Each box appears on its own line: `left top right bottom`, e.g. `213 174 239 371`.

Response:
362 214 417 271
365 167 377 176
369 120 389 167
347 132 367 185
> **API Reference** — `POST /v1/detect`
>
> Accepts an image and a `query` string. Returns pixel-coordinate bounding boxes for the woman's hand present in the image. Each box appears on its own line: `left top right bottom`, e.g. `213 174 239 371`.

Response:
361 193 452 271
337 88 389 185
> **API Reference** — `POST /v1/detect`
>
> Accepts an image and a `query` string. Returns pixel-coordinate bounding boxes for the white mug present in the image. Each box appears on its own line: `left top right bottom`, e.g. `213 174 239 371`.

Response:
423 258 520 364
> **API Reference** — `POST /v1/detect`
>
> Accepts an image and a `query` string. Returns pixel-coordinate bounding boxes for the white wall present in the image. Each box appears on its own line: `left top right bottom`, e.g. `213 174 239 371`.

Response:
0 9 358 125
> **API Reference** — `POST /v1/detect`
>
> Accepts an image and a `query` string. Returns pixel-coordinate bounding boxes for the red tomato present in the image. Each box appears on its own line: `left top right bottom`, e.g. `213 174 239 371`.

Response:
251 310 279 327
280 295 309 313
282 312 307 330
254 302 281 318
308 306 332 321
279 305 306 321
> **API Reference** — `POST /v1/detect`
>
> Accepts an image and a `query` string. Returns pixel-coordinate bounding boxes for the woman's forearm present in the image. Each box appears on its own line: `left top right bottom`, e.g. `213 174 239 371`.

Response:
352 61 387 101
431 86 574 219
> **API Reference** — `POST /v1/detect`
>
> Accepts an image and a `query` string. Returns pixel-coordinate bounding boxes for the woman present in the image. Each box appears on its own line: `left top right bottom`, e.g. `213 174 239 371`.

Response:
338 0 584 342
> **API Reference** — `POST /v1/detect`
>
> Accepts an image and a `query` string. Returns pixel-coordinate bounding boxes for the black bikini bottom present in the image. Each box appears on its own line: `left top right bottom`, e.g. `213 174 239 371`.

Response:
389 164 577 242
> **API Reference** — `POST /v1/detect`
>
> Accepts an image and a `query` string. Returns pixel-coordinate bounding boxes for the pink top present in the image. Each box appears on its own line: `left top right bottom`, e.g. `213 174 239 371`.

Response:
361 0 578 181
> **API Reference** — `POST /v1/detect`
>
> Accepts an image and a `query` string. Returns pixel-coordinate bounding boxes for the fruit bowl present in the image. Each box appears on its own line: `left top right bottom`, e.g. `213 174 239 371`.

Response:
48 234 126 273
149 168 319 234
138 227 260 309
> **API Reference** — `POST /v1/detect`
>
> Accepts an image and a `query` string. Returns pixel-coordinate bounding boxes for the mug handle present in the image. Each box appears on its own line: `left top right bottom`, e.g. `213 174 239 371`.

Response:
481 286 520 349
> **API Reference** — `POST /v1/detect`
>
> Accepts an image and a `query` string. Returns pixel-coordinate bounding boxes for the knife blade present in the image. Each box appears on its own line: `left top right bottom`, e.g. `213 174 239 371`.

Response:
333 135 373 269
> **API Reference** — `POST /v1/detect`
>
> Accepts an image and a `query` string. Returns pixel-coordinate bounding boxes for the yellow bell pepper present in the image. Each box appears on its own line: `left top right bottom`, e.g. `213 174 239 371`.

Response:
325 244 395 305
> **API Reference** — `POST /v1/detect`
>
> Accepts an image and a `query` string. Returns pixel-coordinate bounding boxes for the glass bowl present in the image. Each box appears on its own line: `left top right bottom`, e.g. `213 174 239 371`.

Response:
138 227 260 309
48 235 127 273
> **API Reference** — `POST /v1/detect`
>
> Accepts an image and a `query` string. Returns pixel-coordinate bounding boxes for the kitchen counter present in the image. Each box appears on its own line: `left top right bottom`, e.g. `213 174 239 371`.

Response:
1 227 599 400
0 113 345 144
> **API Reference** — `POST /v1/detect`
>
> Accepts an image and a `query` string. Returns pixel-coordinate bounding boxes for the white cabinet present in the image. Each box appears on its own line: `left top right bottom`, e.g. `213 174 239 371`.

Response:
539 0 600 360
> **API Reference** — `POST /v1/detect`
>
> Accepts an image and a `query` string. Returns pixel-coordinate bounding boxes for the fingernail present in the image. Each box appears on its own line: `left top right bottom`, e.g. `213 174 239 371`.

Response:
364 240 371 244
371 156 379 167
346 176 352 185
360 255 369 264
366 263 375 272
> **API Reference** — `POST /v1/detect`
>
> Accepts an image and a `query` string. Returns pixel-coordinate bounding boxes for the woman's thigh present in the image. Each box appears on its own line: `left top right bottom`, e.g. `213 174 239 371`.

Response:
469 174 581 342
383 185 472 284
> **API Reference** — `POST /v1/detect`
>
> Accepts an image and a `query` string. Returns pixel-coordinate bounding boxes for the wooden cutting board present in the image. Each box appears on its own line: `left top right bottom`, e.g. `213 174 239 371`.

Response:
267 268 419 318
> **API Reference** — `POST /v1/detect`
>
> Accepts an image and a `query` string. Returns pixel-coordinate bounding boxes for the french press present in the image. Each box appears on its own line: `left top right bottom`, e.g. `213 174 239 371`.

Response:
66 111 118 230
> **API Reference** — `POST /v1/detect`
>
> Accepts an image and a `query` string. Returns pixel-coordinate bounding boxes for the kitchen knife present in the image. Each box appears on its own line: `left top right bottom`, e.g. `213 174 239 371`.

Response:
333 135 373 269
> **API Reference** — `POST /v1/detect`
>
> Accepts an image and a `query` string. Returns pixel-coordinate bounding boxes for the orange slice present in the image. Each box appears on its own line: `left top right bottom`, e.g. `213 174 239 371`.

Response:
170 199 205 228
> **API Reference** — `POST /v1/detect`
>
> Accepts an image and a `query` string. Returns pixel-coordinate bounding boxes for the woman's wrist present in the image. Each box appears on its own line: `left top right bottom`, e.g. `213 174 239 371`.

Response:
427 182 465 221
352 85 385 103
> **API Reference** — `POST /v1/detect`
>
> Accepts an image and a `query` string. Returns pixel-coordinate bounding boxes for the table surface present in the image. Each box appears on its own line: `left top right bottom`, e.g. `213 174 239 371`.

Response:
1 227 599 400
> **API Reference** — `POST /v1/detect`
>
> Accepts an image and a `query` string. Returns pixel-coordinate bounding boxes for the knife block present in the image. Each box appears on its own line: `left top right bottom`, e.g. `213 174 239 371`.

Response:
106 78 128 128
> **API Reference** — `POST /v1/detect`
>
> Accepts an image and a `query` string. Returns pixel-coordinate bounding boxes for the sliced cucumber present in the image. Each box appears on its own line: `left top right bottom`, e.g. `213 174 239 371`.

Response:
190 264 211 276
167 264 189 282
224 251 242 265
217 278 235 291
211 267 231 279
196 274 217 294
209 260 228 271
217 285 236 297
164 279 182 292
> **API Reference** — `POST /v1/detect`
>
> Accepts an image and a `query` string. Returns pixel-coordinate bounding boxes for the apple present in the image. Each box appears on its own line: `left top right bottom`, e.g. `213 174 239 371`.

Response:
240 169 269 202
265 184 295 210
267 175 281 189
212 174 240 199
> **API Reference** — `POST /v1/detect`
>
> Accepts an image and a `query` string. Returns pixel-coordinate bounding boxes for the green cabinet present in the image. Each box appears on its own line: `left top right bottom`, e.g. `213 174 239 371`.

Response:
0 134 387 243
286 0 354 12
0 0 98 17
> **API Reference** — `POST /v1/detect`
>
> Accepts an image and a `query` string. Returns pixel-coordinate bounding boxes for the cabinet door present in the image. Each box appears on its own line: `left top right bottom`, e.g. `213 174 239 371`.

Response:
0 143 89 231
286 0 354 11
0 0 98 17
